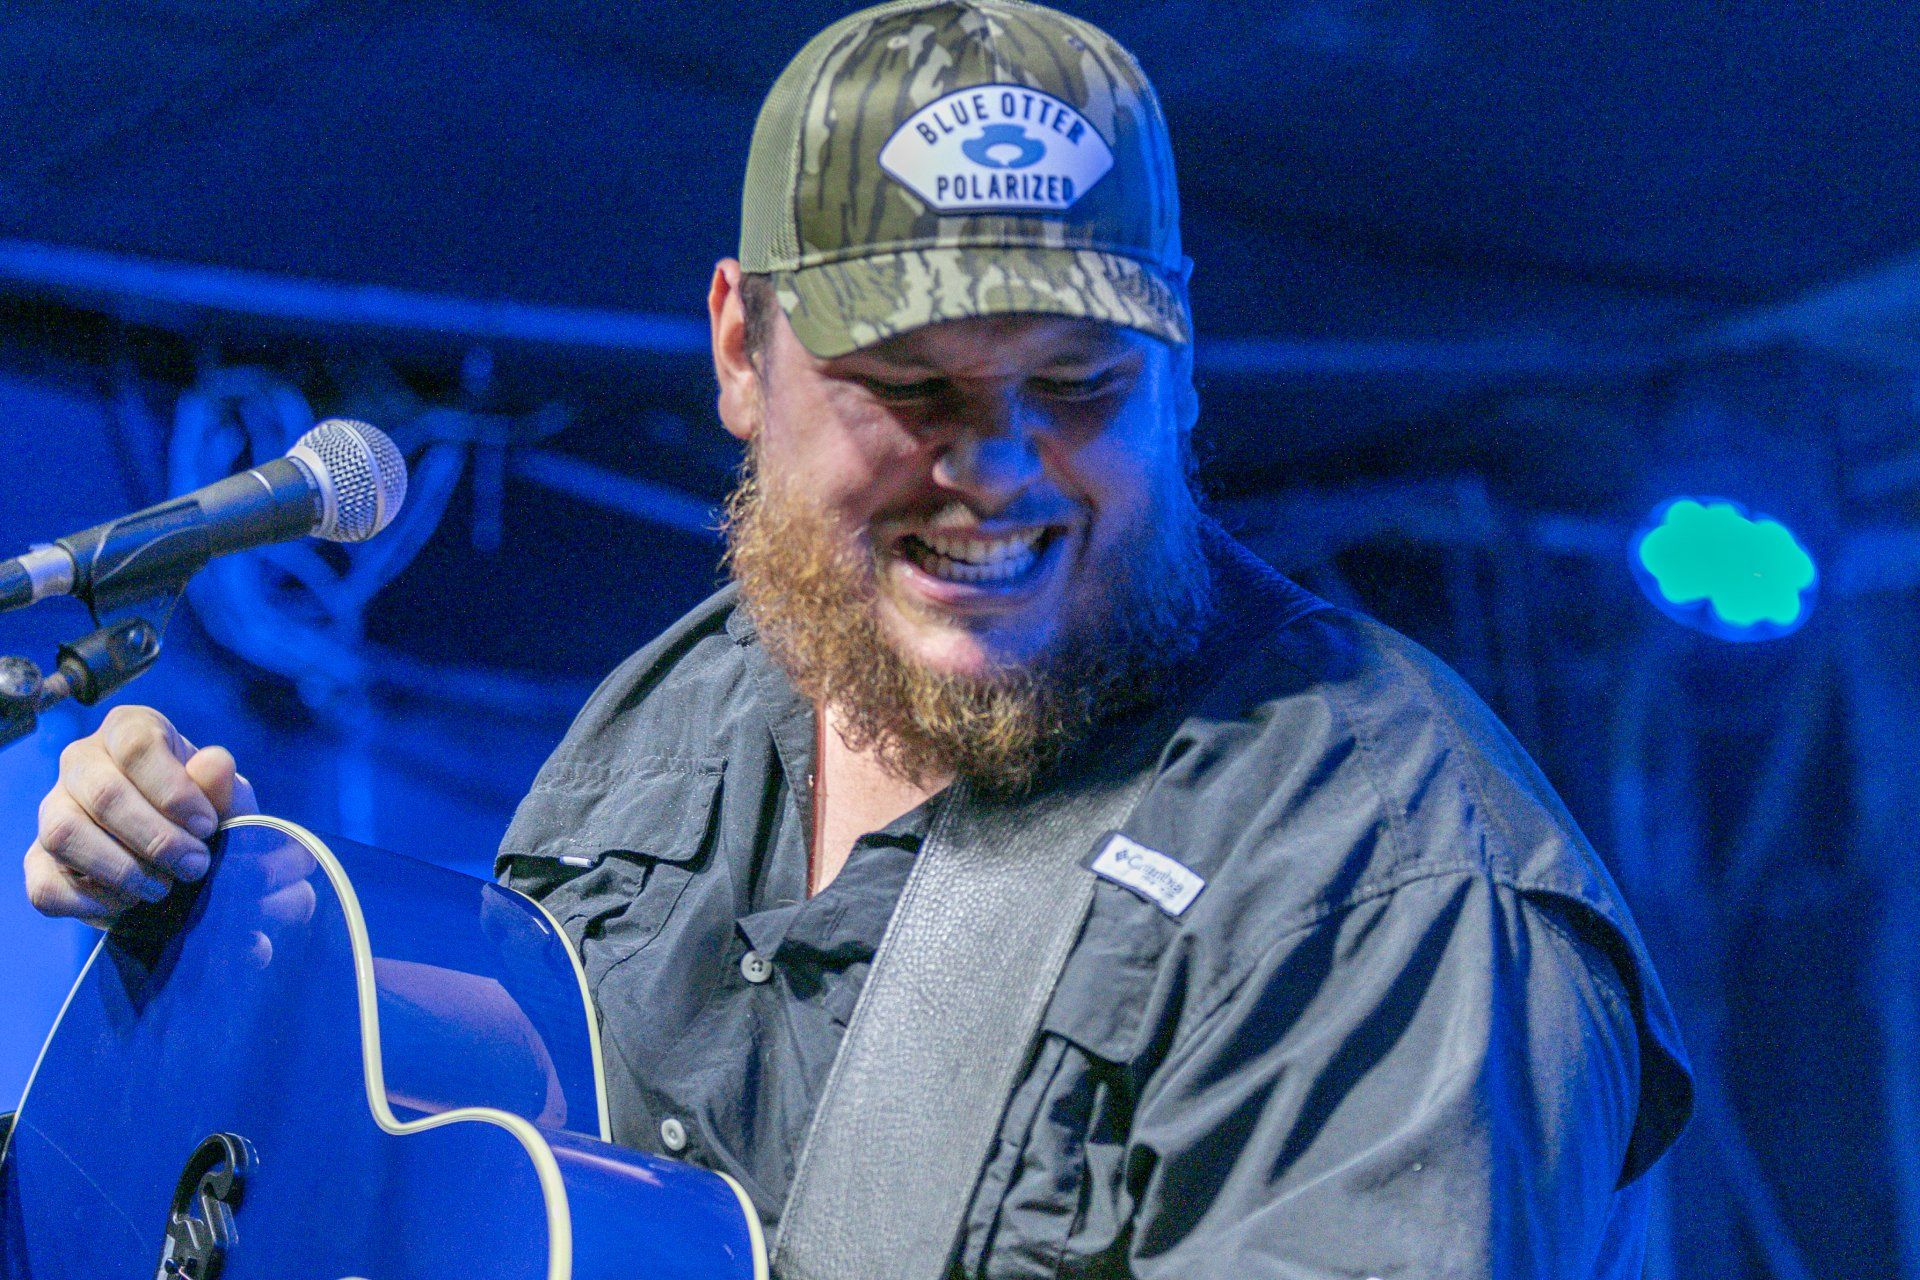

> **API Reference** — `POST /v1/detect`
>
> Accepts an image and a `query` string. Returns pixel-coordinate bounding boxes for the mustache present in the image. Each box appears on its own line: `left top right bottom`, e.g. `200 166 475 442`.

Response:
872 498 1081 538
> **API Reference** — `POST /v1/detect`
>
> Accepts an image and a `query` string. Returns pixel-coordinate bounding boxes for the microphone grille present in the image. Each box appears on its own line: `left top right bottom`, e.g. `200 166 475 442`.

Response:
288 419 408 543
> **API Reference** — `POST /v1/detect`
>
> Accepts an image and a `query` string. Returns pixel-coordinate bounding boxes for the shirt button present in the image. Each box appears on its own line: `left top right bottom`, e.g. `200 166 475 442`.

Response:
660 1117 688 1152
740 950 774 984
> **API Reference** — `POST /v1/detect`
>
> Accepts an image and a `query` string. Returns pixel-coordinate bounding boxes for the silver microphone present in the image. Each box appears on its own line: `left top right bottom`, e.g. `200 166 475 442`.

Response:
0 419 409 613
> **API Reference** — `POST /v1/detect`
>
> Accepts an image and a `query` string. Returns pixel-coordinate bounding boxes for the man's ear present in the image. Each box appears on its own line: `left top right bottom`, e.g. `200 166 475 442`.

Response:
710 258 759 443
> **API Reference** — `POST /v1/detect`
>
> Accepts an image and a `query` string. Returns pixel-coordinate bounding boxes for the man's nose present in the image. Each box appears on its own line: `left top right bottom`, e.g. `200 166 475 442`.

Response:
930 394 1046 509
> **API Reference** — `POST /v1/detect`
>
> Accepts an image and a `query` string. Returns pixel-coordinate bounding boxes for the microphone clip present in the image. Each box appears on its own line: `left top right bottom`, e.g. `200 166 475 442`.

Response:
0 615 168 752
0 493 201 748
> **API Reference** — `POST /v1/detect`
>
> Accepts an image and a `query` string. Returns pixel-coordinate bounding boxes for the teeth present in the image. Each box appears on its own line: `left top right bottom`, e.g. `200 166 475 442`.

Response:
905 529 1049 584
922 530 1044 564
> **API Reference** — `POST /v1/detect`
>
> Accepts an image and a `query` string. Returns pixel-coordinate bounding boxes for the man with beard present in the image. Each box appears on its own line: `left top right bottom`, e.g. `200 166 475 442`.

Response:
23 2 1692 1276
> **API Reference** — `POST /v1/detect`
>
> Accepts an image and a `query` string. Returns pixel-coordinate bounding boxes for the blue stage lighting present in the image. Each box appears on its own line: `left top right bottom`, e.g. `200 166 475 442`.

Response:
1632 498 1817 641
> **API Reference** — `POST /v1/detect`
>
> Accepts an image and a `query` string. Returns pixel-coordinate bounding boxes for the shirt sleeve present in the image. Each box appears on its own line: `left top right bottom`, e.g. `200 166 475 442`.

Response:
1127 869 1644 1279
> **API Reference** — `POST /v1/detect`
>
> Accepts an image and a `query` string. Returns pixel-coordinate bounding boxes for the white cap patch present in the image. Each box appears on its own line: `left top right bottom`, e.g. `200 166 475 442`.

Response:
879 84 1114 214
1088 834 1205 917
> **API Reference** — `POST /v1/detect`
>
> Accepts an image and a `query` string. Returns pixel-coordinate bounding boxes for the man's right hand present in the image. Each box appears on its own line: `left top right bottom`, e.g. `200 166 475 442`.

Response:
24 706 257 927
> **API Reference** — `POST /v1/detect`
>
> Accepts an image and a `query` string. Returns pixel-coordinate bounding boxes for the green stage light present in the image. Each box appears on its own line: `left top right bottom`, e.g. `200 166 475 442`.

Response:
1632 498 1817 641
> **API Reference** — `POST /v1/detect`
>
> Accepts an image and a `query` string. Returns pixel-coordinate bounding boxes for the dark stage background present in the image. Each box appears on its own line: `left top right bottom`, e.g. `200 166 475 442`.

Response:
1 2 1913 1273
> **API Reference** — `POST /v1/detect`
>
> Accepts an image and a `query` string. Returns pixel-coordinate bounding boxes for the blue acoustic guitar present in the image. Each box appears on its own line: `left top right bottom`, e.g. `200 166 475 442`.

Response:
0 815 767 1280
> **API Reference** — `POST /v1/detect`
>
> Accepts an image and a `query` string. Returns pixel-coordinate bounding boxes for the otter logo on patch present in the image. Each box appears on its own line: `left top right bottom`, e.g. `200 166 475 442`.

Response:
879 84 1114 214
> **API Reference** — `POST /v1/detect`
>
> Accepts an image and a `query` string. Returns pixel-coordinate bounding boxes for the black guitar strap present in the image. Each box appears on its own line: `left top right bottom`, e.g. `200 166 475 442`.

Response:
771 714 1165 1280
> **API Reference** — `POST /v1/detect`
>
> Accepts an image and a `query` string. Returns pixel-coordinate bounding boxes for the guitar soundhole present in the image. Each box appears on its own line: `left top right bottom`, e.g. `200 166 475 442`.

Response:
156 1132 255 1280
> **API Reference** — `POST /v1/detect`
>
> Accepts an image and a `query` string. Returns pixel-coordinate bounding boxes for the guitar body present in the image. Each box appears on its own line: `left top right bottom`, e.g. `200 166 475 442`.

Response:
0 816 765 1280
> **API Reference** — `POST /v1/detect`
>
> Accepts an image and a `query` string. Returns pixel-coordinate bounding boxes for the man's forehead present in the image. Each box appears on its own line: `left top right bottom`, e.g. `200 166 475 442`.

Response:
829 313 1152 374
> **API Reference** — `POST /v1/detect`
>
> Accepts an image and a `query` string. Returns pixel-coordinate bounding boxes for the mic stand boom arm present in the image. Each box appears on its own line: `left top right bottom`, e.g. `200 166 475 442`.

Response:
0 468 254 747
0 582 184 752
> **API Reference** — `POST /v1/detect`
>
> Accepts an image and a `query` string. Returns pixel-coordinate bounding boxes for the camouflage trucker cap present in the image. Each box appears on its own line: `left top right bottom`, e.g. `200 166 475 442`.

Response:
740 0 1191 358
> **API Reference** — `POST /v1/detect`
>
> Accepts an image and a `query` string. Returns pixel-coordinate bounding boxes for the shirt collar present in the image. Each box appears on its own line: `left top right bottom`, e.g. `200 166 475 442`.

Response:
736 789 945 962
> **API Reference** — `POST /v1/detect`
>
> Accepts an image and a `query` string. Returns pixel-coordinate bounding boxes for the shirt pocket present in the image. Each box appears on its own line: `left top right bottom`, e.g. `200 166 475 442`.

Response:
960 880 1175 1279
499 755 725 985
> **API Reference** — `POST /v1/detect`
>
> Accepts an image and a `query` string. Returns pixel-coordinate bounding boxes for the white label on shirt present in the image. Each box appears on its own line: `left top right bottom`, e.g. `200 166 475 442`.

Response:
1088 834 1206 917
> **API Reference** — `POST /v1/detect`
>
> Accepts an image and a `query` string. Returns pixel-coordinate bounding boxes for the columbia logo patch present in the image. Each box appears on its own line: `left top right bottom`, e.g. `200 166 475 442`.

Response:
879 84 1114 213
1088 834 1205 917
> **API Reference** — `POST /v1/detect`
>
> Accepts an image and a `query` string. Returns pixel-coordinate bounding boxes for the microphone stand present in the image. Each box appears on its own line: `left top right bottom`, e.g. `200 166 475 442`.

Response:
1 493 212 748
0 588 181 751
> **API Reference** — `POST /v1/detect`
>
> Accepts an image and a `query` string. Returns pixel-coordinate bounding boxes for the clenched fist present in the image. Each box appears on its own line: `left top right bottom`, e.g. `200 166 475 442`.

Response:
24 705 257 926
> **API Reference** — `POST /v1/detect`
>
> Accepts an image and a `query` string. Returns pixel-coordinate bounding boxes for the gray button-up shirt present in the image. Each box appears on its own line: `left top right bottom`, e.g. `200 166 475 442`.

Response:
496 528 1691 1279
